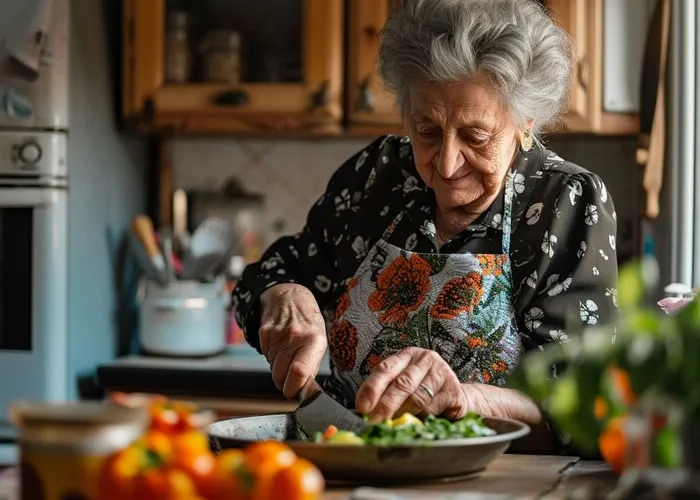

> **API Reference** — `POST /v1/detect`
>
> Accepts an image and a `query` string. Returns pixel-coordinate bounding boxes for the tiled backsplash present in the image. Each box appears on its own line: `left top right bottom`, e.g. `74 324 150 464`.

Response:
172 135 640 257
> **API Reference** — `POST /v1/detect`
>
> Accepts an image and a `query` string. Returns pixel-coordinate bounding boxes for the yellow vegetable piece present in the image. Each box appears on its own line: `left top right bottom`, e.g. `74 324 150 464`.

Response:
390 413 423 427
326 430 364 445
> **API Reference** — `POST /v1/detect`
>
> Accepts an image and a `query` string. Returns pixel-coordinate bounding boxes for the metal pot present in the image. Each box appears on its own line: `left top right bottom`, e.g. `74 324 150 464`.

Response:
138 278 229 357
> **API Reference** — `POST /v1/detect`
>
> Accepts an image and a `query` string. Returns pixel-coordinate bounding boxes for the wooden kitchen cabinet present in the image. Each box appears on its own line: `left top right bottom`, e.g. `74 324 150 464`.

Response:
122 0 344 135
544 0 638 134
346 0 639 137
346 0 403 135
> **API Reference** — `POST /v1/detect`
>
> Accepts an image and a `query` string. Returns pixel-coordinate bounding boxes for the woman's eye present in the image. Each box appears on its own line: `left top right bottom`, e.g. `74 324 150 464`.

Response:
465 133 489 146
416 128 440 139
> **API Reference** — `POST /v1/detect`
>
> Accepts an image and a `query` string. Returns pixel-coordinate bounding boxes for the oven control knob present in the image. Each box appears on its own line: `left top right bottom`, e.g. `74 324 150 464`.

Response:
18 141 42 164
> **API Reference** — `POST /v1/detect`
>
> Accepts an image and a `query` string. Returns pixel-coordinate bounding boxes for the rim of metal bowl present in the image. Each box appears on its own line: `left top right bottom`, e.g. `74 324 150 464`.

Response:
209 415 531 450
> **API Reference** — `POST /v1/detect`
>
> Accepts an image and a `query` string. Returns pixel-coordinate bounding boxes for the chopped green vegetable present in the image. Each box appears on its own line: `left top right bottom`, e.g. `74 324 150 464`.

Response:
313 412 496 446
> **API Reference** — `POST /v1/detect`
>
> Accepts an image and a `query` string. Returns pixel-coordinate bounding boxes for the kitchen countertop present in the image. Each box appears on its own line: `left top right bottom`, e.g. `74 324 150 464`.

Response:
96 346 331 399
0 455 619 499
324 455 617 499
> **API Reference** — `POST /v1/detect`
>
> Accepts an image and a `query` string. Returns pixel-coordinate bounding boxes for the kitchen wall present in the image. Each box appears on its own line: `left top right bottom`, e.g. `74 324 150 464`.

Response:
67 0 147 399
172 135 640 261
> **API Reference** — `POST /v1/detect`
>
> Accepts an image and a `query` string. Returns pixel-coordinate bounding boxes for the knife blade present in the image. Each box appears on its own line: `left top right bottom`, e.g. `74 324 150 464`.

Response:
293 378 365 439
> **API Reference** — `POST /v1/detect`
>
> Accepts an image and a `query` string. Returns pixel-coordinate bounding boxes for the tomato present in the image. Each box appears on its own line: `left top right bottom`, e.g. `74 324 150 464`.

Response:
137 430 174 460
97 445 143 500
322 425 338 441
245 449 296 500
268 458 325 500
133 467 197 500
149 403 182 434
207 449 249 500
599 415 627 475
244 441 295 467
171 429 210 456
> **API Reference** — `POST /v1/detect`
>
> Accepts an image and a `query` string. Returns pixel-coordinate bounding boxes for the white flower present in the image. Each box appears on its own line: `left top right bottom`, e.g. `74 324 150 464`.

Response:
609 235 616 250
381 155 389 164
405 233 418 251
550 330 569 344
568 180 583 206
525 308 544 332
593 267 600 276
351 236 368 260
355 150 369 170
579 300 599 325
547 277 572 297
420 220 436 239
601 183 608 203
525 202 543 225
526 270 538 289
334 189 351 213
491 213 503 229
315 275 331 293
541 232 557 258
261 253 284 270
380 206 390 216
513 173 526 194
289 245 299 259
308 243 317 257
599 249 609 261
606 288 618 308
577 241 587 259
584 204 599 225
403 176 421 193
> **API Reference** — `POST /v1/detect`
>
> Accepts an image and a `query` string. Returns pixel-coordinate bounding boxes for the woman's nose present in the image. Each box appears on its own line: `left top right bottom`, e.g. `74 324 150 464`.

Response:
434 140 465 179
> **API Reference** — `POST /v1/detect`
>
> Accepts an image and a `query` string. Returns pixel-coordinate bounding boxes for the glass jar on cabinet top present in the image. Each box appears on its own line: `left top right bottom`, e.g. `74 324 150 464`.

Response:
165 11 192 83
199 30 242 84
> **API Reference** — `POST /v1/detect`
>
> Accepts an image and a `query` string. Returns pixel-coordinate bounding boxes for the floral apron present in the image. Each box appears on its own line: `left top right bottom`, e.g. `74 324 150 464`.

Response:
323 172 524 408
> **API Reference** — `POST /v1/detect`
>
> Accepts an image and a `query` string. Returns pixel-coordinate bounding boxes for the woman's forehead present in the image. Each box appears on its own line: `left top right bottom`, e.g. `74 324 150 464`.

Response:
408 77 508 128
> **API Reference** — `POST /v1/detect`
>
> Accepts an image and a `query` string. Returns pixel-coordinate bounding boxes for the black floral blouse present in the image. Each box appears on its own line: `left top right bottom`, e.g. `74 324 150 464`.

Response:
232 135 619 364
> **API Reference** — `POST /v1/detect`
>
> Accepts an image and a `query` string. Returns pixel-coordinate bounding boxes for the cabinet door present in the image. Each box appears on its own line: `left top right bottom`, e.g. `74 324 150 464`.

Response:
346 0 404 135
545 0 638 134
122 0 344 134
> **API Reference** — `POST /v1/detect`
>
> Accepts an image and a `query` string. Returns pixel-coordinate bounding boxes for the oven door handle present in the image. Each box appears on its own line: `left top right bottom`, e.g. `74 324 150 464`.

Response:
0 187 63 207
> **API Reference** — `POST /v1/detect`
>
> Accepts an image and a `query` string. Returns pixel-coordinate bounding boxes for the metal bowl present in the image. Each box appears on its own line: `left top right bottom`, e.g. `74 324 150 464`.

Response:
208 413 530 483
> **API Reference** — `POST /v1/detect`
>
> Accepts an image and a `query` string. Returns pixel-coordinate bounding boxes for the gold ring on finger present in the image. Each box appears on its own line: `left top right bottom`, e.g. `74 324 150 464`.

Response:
419 383 435 400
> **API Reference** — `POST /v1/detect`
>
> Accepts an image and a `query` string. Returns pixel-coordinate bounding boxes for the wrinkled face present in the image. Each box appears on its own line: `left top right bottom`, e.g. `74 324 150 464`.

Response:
406 74 522 217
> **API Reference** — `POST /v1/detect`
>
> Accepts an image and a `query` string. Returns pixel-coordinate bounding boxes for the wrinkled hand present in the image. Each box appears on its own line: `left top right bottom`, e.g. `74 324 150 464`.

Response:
355 347 468 422
259 284 327 399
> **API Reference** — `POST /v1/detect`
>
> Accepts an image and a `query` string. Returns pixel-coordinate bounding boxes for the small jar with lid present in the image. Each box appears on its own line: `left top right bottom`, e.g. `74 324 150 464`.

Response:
165 11 192 83
199 30 242 84
11 401 148 500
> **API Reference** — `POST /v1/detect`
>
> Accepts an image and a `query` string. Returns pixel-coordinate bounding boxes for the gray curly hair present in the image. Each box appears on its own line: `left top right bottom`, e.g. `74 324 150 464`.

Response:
378 0 573 132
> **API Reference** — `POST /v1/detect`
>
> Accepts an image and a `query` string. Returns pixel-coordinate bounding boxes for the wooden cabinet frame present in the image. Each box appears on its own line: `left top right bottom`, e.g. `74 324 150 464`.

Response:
545 0 638 134
122 0 344 135
346 0 403 135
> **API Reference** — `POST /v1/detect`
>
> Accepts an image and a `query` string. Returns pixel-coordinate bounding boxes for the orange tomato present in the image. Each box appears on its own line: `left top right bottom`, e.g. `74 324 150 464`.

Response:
133 467 197 500
207 449 249 500
599 415 627 475
244 441 296 467
96 445 143 500
245 448 297 500
608 365 636 407
173 450 216 495
171 429 210 456
150 403 182 434
138 430 174 461
268 458 325 500
322 425 338 441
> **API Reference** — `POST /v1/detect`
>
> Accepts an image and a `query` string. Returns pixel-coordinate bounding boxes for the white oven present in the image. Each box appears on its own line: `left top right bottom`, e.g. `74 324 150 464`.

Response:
0 132 68 463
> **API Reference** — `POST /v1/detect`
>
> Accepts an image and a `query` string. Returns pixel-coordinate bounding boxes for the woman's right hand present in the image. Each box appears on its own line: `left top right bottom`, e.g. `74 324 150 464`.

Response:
259 284 328 399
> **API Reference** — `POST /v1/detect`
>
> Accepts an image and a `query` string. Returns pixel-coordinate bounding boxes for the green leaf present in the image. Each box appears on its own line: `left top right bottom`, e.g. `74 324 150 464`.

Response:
617 262 645 309
406 307 430 347
421 254 448 276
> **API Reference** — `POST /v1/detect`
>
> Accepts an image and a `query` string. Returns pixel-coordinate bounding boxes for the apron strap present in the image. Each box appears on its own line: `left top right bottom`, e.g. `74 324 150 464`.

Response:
501 171 516 255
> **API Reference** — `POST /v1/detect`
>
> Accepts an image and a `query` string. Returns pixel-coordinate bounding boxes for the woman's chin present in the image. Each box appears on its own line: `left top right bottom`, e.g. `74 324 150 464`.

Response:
434 187 483 213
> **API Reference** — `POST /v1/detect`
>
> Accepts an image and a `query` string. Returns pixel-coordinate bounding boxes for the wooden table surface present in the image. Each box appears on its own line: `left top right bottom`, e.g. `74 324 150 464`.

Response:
321 454 618 499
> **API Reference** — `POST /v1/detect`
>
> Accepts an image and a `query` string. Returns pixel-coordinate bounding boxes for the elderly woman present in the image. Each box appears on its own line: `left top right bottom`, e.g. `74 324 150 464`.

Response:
232 0 617 451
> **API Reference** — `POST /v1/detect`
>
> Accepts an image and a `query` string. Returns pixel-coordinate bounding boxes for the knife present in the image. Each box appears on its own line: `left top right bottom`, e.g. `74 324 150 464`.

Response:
293 378 366 439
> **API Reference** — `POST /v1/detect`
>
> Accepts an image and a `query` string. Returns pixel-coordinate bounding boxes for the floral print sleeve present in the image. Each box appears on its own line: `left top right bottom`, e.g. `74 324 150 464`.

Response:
513 169 618 356
231 136 392 351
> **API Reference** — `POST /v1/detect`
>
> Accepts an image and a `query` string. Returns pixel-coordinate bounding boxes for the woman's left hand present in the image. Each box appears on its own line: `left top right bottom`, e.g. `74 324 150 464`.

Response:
355 347 468 422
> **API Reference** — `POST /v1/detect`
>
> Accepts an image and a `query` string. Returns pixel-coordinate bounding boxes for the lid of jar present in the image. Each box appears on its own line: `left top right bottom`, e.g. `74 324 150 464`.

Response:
10 401 148 428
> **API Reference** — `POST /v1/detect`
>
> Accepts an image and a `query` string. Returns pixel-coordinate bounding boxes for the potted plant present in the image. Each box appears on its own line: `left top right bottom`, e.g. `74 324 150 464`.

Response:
509 259 700 487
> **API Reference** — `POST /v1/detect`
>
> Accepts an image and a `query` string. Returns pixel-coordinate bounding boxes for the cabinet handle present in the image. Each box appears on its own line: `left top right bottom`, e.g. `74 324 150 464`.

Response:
212 89 250 107
356 76 375 113
308 81 329 112
577 57 589 92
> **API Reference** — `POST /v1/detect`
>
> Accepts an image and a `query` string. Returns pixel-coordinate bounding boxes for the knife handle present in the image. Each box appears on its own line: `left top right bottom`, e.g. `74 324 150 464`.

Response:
296 378 323 403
